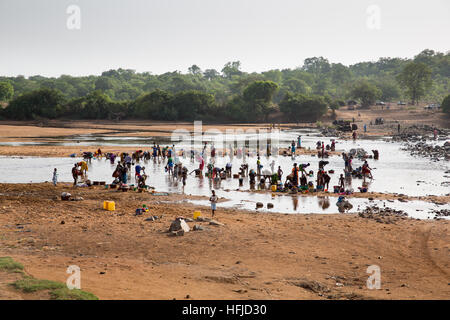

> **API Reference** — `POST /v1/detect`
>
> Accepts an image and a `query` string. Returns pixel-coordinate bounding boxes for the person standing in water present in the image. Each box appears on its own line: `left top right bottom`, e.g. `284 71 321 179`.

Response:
52 168 58 186
291 141 296 158
292 163 299 186
339 173 345 190
257 156 262 176
181 166 188 186
209 190 218 218
270 160 275 174
72 164 78 186
167 156 174 176
277 166 283 182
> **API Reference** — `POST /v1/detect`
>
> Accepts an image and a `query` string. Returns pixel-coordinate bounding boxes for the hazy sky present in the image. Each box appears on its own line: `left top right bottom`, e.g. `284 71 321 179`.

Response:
0 0 449 77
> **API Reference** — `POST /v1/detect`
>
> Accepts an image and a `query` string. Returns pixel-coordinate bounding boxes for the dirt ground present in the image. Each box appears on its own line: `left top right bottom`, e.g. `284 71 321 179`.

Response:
0 111 449 300
0 183 449 300
332 104 449 136
0 120 282 140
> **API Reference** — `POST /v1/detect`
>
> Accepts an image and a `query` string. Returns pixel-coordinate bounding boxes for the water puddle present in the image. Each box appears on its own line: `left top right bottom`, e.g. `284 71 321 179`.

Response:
182 195 448 220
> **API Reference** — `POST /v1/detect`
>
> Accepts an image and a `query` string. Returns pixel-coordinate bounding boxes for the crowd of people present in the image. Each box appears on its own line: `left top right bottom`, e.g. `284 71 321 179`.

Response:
59 136 378 216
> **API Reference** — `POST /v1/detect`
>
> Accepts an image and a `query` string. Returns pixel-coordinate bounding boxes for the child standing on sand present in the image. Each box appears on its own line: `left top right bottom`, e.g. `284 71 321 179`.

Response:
209 190 218 218
52 168 58 186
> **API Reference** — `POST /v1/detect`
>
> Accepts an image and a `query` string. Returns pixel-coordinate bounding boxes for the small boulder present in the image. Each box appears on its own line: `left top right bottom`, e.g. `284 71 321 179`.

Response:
193 225 205 231
61 192 71 201
169 218 190 233
209 220 224 226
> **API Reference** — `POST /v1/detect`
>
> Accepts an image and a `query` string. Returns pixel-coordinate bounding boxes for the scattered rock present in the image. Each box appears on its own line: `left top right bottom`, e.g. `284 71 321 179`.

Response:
169 218 190 233
358 205 408 224
61 192 71 201
196 217 211 222
145 216 160 222
289 279 330 294
169 230 185 237
209 220 224 226
193 225 206 231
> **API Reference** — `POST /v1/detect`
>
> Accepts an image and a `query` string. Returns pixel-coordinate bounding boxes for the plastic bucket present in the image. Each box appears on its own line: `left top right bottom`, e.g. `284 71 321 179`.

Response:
193 211 201 219
104 201 115 211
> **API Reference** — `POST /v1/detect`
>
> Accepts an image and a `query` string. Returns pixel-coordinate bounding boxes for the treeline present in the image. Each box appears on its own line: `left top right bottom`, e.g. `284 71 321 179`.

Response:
0 49 449 122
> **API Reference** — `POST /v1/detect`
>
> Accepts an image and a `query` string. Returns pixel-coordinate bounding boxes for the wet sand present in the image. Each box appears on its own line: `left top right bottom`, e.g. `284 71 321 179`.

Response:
235 188 450 204
0 120 287 141
0 145 342 158
0 183 449 300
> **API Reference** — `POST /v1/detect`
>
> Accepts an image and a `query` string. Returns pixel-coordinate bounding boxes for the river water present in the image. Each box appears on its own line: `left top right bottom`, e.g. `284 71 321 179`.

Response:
0 129 448 219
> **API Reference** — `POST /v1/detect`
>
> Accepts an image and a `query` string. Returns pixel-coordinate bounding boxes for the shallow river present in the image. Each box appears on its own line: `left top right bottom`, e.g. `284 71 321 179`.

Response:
0 129 448 219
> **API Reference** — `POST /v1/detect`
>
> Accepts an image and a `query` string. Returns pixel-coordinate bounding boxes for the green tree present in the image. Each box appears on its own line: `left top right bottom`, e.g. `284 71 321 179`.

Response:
279 92 327 122
284 78 310 94
0 81 14 101
329 100 341 117
81 91 114 119
221 61 242 79
188 64 202 76
94 77 115 91
331 63 352 84
350 80 381 108
396 62 432 105
5 88 64 119
442 94 450 116
240 81 279 122
302 57 331 78
243 81 279 103
376 80 401 102
203 69 220 80
171 90 215 121
279 92 307 123
132 89 175 120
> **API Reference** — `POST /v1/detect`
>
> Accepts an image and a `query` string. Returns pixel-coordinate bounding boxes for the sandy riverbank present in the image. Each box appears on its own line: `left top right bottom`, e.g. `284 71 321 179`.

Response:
0 183 449 300
0 120 289 141
0 145 342 158
0 115 449 300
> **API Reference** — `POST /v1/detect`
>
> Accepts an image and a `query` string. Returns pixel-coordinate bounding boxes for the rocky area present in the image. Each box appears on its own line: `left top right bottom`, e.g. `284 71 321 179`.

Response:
358 205 409 224
431 209 450 218
392 124 447 141
400 141 450 161
390 125 450 161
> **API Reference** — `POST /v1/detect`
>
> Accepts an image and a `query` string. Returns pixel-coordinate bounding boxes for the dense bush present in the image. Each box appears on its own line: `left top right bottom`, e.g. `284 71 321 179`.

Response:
1 49 448 122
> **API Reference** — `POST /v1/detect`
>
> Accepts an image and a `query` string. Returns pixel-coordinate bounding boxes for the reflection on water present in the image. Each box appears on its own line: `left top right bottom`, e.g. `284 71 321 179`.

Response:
0 129 448 219
184 194 448 220
318 196 330 210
